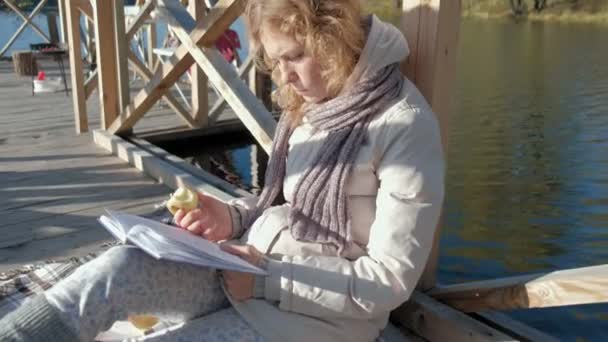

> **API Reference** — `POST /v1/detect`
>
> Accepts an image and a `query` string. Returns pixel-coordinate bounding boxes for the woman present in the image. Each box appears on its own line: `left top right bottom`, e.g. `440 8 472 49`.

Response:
0 0 444 341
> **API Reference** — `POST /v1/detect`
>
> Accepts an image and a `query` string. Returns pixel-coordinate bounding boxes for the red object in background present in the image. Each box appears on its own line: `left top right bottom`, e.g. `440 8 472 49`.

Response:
215 29 241 63
37 71 46 81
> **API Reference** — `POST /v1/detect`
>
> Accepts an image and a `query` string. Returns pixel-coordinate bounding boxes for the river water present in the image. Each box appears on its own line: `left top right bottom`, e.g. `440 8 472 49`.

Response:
2 10 606 341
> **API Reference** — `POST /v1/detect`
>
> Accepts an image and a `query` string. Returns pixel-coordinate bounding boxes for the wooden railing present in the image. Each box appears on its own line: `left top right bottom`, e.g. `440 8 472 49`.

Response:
1 0 54 57
63 0 274 149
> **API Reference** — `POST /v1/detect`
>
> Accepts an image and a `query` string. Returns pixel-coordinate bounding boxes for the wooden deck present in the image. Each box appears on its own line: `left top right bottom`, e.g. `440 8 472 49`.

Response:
0 58 233 272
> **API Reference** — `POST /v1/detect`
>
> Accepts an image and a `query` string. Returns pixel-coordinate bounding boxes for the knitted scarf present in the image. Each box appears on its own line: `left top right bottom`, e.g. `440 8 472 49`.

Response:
252 63 405 252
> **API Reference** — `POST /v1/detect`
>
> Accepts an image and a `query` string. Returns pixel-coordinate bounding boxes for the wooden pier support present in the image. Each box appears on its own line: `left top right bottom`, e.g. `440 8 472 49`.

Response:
400 0 462 291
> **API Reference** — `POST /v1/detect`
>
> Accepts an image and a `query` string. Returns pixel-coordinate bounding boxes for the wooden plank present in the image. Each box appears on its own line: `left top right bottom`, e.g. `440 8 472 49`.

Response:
85 70 98 100
58 0 68 43
1 181 167 233
78 0 95 23
66 0 88 133
392 291 516 342
475 311 559 342
188 0 209 127
113 0 130 113
0 198 166 272
108 0 245 134
126 50 197 127
0 0 49 57
428 265 608 312
164 6 275 153
94 130 235 202
47 12 59 44
129 136 250 197
93 0 120 130
126 0 155 41
147 22 158 69
209 54 253 123
400 0 461 291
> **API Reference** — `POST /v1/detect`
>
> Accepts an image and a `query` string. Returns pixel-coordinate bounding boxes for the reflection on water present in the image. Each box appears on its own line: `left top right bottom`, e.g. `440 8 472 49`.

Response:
161 18 607 341
441 18 608 340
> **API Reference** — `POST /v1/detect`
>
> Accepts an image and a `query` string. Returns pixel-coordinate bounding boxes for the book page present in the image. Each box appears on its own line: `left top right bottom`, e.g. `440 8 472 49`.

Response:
98 216 127 242
128 226 265 274
104 210 267 275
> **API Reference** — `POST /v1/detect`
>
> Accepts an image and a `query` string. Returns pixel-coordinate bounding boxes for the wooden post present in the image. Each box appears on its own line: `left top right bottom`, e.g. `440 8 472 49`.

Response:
84 17 94 64
93 0 120 130
188 0 209 127
108 0 246 134
57 0 68 44
113 0 130 113
147 23 157 70
66 0 88 133
47 12 59 45
400 0 461 291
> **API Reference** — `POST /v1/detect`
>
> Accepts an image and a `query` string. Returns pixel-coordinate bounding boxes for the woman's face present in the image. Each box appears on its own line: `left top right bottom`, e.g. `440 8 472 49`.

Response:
260 25 329 104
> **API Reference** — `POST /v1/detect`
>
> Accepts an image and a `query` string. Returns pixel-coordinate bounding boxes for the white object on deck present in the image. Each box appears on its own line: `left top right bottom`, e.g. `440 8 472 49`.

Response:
33 77 63 93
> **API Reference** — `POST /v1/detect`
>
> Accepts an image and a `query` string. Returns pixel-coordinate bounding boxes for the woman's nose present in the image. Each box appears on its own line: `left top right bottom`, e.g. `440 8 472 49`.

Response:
279 62 297 85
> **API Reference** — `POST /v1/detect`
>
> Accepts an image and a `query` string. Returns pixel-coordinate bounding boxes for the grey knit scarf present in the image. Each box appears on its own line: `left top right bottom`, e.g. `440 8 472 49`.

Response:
252 63 405 252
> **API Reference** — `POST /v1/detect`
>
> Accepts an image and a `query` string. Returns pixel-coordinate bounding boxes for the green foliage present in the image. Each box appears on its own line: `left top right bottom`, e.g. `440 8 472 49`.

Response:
362 0 401 25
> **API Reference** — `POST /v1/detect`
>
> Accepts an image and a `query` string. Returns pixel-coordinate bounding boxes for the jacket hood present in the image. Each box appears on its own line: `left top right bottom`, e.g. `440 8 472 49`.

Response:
340 15 409 95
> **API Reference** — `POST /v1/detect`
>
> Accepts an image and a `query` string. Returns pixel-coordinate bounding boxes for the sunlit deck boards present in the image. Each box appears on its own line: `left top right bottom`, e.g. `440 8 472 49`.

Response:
0 59 186 272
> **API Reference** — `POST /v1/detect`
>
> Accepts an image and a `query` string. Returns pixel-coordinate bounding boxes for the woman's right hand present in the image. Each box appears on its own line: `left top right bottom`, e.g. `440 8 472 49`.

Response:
173 192 233 242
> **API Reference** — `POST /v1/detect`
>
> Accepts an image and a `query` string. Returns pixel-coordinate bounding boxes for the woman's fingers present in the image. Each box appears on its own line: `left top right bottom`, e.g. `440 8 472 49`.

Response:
173 209 186 228
186 220 203 235
178 209 204 229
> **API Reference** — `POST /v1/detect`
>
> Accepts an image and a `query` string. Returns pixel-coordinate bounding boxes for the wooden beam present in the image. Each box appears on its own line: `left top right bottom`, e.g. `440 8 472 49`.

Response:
163 3 275 153
113 0 130 113
428 264 608 312
209 54 254 123
93 130 236 202
47 12 59 44
2 0 50 43
77 1 95 23
188 0 209 127
475 311 560 342
65 0 88 133
84 70 98 100
126 0 155 41
126 50 197 127
0 0 49 57
57 0 68 43
108 0 245 134
392 291 516 342
146 22 158 70
93 0 120 130
400 0 461 291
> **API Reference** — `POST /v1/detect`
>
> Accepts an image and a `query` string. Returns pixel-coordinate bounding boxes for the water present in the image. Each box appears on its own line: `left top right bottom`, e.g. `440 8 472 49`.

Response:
0 10 57 56
442 18 608 340
165 18 608 341
3 9 606 341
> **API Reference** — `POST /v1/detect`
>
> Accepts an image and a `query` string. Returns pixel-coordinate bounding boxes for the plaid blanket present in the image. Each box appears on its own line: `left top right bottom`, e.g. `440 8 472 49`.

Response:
0 253 102 319
0 205 181 340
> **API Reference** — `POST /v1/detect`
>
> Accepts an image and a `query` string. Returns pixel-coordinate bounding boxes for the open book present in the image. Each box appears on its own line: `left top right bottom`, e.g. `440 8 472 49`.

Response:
98 209 267 275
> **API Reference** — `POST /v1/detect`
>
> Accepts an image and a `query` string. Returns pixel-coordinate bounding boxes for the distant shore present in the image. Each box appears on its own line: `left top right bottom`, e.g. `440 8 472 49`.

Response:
363 0 608 25
461 0 608 24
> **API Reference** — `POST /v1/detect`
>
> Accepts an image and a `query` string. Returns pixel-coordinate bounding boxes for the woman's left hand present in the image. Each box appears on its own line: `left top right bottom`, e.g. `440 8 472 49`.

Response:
219 243 264 301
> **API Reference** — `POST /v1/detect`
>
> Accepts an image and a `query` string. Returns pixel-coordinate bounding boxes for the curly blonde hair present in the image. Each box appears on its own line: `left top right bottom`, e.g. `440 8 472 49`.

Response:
245 0 365 125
